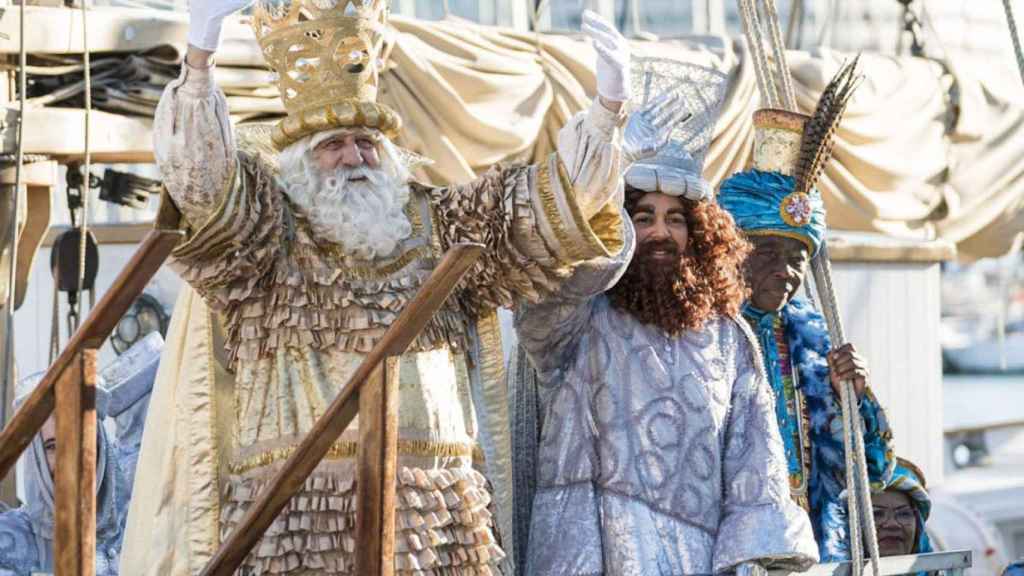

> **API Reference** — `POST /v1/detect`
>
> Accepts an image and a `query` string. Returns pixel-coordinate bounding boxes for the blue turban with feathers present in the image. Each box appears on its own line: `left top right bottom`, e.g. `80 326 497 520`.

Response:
717 169 827 256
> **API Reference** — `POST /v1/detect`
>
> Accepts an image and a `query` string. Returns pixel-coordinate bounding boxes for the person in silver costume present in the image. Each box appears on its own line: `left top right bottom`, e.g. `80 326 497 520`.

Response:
513 60 820 576
0 333 161 576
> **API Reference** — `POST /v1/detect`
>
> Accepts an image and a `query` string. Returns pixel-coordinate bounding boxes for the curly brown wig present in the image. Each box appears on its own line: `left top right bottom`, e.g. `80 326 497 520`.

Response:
607 188 751 335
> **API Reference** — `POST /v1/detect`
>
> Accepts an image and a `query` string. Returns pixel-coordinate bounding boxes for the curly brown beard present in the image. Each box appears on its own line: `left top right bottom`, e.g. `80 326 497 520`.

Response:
607 190 751 335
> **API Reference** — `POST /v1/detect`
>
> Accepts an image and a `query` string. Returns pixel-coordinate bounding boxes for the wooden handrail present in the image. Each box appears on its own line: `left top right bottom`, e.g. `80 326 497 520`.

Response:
200 242 483 576
0 228 181 480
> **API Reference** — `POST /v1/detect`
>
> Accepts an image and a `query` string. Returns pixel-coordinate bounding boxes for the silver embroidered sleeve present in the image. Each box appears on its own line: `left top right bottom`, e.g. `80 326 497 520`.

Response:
713 334 820 573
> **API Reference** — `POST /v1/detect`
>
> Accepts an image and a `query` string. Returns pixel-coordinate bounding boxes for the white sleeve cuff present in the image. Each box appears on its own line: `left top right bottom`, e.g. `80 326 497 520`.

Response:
177 60 217 97
582 97 627 140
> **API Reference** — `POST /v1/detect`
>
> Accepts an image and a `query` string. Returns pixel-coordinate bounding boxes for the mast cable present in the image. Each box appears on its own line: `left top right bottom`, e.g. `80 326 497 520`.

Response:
763 0 797 109
738 0 778 107
2 0 30 426
75 0 94 333
1001 0 1024 87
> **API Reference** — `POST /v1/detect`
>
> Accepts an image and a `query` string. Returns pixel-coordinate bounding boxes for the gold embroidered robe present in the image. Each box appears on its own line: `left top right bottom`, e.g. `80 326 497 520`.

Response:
120 62 626 576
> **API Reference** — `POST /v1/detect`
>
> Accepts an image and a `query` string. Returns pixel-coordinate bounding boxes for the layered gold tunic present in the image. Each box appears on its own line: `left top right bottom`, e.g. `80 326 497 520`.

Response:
121 62 626 576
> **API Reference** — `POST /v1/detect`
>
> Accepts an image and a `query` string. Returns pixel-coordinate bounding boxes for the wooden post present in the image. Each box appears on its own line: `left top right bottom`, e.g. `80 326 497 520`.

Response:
80 348 97 576
54 350 83 576
355 357 400 576
54 349 96 576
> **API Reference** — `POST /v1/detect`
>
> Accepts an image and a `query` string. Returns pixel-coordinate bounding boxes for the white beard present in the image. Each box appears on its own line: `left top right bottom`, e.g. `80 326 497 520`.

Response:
281 156 413 263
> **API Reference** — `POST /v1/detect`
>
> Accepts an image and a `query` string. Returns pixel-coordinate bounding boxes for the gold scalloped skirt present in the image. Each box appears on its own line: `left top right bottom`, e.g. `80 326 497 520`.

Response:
219 466 506 575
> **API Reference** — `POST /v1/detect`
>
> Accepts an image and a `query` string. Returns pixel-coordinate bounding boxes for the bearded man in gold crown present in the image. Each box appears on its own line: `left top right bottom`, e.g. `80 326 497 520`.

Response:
120 0 690 574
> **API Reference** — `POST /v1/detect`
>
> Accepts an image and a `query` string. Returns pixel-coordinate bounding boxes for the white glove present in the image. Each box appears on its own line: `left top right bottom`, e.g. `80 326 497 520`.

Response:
623 89 691 164
582 10 631 104
188 0 255 52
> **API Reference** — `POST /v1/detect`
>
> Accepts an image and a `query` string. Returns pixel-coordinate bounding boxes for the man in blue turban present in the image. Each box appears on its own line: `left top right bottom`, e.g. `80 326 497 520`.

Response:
718 93 896 562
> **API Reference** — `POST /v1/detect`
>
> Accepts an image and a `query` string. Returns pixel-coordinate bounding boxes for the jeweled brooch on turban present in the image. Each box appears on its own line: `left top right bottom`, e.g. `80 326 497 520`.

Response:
780 192 814 227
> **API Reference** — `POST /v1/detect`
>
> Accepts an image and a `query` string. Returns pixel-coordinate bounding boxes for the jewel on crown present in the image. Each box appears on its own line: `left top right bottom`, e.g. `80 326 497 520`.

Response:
251 0 390 116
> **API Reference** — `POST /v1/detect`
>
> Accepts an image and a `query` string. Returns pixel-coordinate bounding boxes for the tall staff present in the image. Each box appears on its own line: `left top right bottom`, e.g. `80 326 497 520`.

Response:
2 0 30 432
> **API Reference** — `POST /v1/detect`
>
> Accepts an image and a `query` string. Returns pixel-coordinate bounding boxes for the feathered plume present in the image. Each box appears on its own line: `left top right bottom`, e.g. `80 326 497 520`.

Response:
793 55 862 196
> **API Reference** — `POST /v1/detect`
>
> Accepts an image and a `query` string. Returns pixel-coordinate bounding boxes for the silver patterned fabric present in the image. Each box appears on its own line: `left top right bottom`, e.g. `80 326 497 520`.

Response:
514 225 819 576
631 57 729 169
0 336 160 576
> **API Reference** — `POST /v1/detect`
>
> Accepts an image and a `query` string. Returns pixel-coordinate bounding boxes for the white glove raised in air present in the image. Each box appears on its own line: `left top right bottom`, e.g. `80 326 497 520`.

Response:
582 10 631 104
623 89 691 164
188 0 255 52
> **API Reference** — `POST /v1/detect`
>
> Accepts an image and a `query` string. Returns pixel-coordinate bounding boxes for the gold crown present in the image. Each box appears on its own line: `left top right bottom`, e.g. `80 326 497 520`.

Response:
252 0 402 150
751 108 808 176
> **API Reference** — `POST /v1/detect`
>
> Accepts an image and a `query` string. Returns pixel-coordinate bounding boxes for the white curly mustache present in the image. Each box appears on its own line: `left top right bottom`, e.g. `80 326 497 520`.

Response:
285 161 413 263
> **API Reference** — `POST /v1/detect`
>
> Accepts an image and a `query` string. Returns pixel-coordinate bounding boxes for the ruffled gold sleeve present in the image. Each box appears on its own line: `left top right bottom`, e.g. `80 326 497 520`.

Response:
168 151 284 314
429 153 625 316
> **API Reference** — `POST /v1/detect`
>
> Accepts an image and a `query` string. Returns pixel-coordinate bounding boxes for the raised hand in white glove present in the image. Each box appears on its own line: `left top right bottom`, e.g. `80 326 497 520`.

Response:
622 89 691 164
188 0 255 53
581 10 631 106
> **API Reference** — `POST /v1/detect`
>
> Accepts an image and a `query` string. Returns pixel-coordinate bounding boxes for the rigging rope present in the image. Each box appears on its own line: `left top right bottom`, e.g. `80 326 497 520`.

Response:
785 0 804 49
529 0 549 31
763 0 798 110
75 0 94 333
738 0 778 107
815 0 839 48
1002 0 1024 88
629 0 642 36
2 0 29 425
50 282 59 364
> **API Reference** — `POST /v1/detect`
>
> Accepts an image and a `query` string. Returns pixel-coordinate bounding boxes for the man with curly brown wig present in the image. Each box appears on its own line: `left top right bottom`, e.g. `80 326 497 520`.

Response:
511 60 819 576
605 186 749 335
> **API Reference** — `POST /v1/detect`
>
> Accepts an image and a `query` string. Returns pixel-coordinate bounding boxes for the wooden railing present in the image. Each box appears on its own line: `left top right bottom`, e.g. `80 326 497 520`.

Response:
0 227 182 576
769 551 974 576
